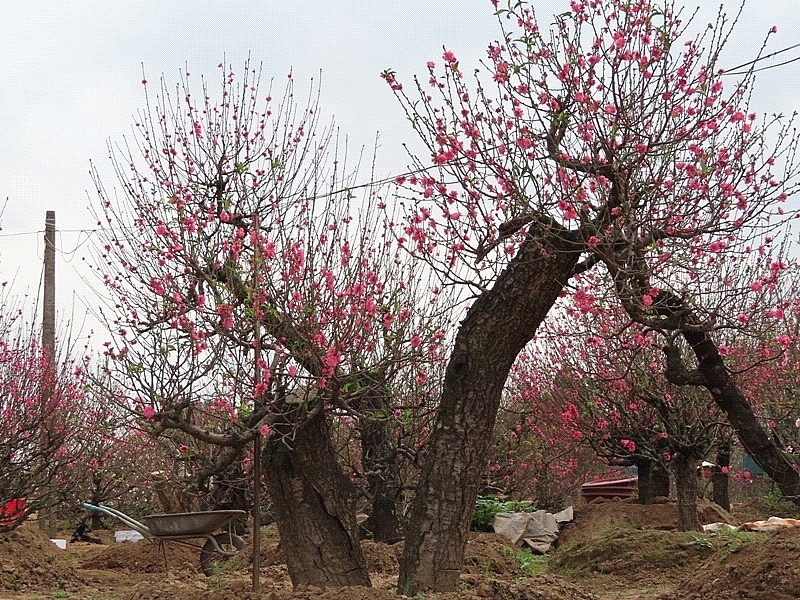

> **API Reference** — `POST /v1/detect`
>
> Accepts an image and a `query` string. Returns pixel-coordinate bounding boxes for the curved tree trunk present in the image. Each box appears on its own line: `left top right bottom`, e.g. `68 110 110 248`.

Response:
397 232 578 595
679 330 800 505
264 410 371 588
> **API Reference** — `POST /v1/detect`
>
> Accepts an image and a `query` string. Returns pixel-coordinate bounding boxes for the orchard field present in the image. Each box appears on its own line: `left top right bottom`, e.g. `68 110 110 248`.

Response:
5 0 800 596
2 496 799 600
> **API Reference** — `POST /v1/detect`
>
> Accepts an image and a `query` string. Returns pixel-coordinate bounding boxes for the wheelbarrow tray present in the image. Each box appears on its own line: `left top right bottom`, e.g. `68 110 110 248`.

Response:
142 510 245 537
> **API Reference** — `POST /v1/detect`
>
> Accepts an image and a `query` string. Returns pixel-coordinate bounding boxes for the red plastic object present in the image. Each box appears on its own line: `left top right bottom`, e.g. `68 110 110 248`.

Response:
580 477 637 502
0 498 26 526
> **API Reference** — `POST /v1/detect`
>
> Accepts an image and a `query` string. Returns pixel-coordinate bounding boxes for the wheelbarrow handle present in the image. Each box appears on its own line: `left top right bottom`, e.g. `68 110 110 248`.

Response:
82 503 152 537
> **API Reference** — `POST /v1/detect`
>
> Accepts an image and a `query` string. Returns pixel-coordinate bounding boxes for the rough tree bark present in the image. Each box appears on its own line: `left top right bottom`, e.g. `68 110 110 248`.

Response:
712 443 731 511
636 459 653 505
360 413 404 543
357 373 404 543
652 464 671 498
672 449 701 532
264 410 371 588
397 228 579 595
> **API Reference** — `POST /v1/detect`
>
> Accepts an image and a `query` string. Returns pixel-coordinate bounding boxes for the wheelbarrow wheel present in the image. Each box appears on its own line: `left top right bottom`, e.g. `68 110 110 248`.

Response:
199 532 245 576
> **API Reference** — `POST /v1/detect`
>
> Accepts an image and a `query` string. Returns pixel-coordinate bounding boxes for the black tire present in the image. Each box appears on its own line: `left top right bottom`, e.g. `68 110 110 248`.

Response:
199 532 245 576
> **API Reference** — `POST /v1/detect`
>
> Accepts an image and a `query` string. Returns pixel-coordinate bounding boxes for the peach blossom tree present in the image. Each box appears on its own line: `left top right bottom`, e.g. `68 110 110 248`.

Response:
384 0 800 591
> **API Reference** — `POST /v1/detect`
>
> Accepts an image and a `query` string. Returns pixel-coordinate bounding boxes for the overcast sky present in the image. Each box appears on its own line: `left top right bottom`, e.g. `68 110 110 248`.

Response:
1 0 799 347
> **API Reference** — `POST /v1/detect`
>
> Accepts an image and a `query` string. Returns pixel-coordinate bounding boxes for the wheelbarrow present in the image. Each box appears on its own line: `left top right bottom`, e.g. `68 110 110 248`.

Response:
82 502 246 576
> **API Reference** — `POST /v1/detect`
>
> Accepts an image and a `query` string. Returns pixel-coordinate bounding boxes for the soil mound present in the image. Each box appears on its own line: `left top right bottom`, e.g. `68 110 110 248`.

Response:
462 532 527 576
549 497 734 582
675 526 800 600
81 538 203 574
550 527 716 578
361 539 401 574
0 523 80 592
558 497 737 547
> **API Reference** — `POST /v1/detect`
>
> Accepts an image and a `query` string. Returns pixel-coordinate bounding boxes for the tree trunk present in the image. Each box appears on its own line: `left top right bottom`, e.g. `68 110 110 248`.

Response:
672 450 701 532
360 413 404 543
682 330 800 505
653 463 671 498
208 460 250 535
358 377 404 543
636 459 652 504
264 410 371 588
636 460 653 504
712 443 731 511
397 232 578 595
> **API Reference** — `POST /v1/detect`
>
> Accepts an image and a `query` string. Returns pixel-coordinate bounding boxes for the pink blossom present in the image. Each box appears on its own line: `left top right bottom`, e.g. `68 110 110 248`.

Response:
603 104 617 115
259 424 272 437
143 406 155 419
410 335 422 348
217 304 234 330
767 307 785 319
323 347 342 370
443 50 457 64
516 135 533 150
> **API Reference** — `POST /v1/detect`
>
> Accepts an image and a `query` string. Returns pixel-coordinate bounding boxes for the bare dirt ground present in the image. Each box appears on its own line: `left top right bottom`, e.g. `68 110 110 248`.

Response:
1 496 798 600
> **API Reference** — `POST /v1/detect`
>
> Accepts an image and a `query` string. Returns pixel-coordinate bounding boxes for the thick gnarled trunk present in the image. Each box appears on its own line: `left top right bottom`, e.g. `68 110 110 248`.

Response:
264 411 371 588
397 233 578 595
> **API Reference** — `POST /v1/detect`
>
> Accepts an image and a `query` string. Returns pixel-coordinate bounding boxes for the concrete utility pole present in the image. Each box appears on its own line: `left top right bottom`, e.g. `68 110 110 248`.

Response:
39 211 57 538
251 213 262 593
